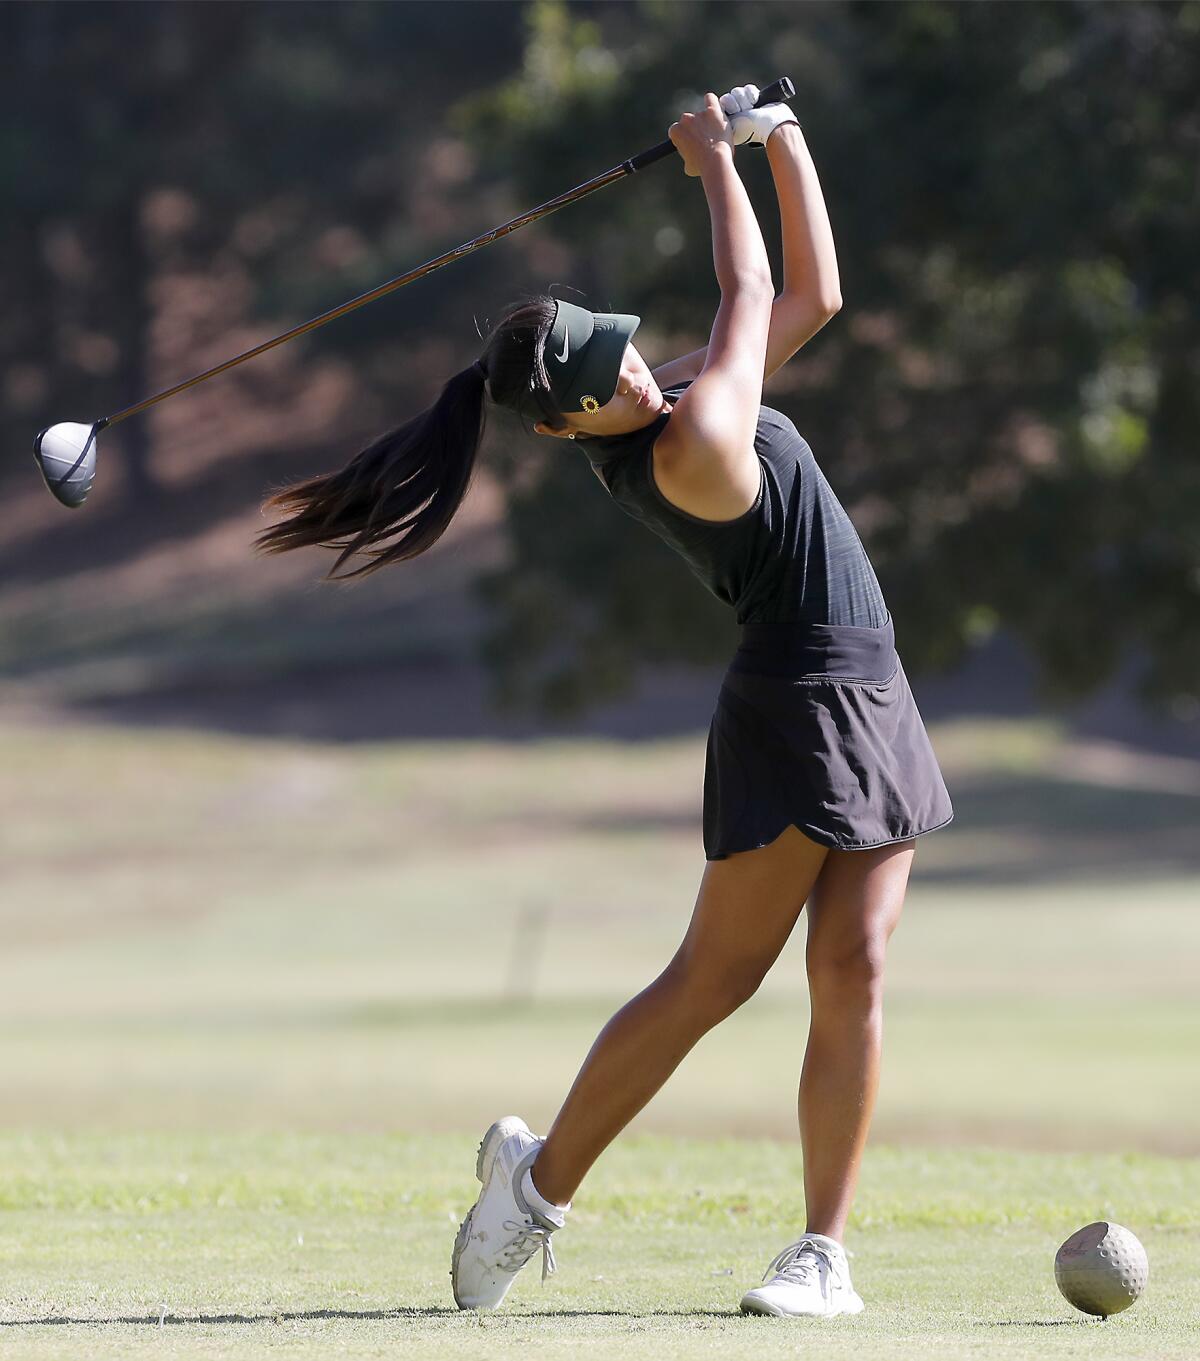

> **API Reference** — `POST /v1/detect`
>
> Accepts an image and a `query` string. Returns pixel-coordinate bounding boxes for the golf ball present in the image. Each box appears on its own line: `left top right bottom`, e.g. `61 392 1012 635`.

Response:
1054 1221 1148 1318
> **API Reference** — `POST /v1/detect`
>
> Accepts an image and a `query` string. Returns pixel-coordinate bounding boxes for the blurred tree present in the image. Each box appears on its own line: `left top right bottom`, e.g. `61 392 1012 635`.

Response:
463 0 1200 719
4 1 1196 722
2 0 527 505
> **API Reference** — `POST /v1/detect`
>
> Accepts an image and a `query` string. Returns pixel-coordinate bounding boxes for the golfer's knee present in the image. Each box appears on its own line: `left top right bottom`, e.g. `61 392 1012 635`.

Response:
807 935 888 1012
662 955 766 1026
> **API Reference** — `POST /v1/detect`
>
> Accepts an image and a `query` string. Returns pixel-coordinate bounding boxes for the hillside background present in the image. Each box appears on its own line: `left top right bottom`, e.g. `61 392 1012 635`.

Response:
4 0 1198 754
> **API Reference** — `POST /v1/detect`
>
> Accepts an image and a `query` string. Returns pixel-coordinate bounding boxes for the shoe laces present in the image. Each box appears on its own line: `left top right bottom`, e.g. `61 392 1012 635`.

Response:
498 1217 558 1283
763 1236 839 1287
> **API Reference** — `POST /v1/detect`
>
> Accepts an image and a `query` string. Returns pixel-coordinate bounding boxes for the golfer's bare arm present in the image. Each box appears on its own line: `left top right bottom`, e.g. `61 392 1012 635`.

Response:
652 294 840 389
652 116 774 513
651 124 842 389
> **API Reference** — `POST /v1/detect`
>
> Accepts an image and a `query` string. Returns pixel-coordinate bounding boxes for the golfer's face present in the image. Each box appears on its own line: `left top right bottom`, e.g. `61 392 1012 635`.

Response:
535 343 668 440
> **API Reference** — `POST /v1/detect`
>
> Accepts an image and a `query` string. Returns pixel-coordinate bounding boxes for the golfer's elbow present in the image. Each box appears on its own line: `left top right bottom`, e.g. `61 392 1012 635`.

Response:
725 271 775 301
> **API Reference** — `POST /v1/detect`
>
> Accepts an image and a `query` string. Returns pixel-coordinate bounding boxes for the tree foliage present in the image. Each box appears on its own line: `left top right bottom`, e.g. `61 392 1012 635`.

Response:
464 0 1200 718
3 1 1196 722
2 1 526 504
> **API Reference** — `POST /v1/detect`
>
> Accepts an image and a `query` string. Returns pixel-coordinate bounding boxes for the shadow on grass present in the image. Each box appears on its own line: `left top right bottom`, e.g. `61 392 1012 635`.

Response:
0 1305 735 1327
59 651 725 744
574 772 1200 886
977 1320 1083 1328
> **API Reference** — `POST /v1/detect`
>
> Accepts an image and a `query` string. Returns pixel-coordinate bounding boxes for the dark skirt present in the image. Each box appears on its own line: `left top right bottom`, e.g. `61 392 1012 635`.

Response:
703 612 954 859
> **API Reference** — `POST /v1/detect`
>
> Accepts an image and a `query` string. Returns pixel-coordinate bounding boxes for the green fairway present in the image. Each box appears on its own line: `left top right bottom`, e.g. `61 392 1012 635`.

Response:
0 1133 1195 1359
0 712 1197 1357
0 715 1198 1149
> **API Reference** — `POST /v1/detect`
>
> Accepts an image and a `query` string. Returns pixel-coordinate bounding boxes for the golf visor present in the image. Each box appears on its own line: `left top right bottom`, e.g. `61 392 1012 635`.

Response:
514 299 640 424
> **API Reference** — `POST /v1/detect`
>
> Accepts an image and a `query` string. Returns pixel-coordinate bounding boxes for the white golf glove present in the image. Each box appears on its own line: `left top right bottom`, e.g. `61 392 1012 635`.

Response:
719 83 799 148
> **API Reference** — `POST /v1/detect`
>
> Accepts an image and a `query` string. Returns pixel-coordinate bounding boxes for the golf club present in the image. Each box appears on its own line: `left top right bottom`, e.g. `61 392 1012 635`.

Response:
33 77 796 510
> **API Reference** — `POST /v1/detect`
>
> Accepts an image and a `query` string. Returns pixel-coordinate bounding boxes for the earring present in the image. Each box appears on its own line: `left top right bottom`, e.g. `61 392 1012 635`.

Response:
567 432 576 440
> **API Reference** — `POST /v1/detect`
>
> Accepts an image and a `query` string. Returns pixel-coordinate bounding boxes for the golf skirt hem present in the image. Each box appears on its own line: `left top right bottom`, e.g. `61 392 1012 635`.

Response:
702 612 954 860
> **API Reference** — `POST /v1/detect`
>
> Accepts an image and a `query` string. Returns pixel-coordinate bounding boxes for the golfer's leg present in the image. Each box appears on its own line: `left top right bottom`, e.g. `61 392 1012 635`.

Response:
532 825 829 1207
799 840 915 1241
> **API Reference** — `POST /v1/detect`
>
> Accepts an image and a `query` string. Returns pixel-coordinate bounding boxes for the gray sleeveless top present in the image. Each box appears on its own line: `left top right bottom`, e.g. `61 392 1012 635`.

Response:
582 381 888 627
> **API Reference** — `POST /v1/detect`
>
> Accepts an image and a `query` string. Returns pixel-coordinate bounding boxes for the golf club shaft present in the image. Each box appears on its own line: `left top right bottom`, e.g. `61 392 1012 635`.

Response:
99 77 796 432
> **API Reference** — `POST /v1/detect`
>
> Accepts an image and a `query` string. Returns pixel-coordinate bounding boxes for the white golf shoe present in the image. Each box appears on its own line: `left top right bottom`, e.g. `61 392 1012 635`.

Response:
739 1232 865 1317
451 1116 569 1310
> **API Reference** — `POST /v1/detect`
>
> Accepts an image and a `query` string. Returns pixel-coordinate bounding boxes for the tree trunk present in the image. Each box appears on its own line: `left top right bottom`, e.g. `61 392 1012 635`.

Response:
113 188 160 506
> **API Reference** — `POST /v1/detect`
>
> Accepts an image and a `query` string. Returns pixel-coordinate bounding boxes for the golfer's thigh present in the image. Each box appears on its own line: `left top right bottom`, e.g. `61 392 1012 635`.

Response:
672 824 830 989
805 840 916 980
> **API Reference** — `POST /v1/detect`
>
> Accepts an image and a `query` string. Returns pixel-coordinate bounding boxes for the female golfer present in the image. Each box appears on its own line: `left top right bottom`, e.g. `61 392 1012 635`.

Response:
257 85 953 1319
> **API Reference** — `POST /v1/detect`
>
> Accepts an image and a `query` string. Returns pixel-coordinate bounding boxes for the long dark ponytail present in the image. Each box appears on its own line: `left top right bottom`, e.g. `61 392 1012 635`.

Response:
255 292 564 580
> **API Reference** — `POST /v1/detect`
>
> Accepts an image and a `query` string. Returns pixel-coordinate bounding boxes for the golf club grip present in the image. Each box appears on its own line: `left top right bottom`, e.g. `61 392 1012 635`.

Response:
625 77 796 173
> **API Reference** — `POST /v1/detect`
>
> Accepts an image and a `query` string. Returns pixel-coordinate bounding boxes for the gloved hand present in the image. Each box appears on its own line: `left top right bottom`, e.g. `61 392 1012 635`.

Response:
719 83 799 148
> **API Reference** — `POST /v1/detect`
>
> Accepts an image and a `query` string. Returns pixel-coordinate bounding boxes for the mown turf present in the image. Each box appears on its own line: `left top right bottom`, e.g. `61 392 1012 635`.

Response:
0 715 1197 1357
0 1134 1195 1359
0 717 1197 1151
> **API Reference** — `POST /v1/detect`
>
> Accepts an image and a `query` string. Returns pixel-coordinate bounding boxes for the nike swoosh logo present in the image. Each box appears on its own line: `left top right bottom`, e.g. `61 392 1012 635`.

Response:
556 333 569 364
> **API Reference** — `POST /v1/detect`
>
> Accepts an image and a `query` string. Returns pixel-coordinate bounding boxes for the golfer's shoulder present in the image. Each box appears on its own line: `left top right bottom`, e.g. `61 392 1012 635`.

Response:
652 383 765 524
655 374 776 457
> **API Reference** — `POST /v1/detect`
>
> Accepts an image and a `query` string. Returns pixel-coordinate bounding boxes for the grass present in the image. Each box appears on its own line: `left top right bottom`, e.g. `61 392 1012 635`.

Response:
0 711 1197 1356
0 1134 1195 1359
0 715 1196 1149
0 991 1196 1153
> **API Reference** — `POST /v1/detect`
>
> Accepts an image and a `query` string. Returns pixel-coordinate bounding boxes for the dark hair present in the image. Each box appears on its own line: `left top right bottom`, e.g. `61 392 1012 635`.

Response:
255 292 566 580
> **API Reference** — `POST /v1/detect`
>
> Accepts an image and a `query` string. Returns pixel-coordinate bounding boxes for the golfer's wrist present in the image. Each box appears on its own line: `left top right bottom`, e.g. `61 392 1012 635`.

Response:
764 119 804 152
698 141 736 177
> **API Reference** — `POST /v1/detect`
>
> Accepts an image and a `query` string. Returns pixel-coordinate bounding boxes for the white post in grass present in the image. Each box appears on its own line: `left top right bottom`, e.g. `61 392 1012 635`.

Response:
505 902 550 1004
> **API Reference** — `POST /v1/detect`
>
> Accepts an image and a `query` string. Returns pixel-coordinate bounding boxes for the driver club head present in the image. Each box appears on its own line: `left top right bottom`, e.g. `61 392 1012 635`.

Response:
33 421 101 509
